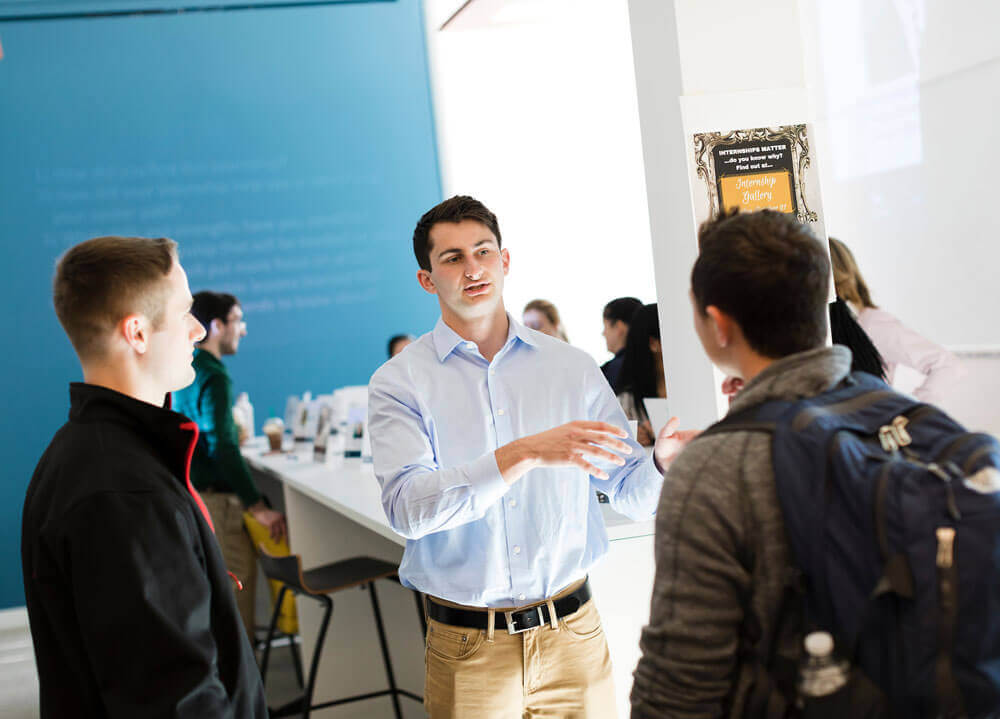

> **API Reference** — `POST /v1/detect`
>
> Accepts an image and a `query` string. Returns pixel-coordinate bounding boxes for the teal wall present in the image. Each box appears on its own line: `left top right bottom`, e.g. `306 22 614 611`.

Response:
0 0 441 608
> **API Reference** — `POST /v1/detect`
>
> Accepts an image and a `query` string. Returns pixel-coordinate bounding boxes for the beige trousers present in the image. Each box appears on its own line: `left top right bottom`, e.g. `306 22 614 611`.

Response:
424 588 616 718
200 491 258 638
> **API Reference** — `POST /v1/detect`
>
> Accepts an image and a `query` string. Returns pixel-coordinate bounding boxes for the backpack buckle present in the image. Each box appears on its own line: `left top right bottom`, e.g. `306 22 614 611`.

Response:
879 416 912 453
891 416 912 446
879 426 899 452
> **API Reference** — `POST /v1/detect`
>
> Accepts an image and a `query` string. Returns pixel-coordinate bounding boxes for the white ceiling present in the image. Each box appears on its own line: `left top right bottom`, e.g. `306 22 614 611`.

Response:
426 0 574 31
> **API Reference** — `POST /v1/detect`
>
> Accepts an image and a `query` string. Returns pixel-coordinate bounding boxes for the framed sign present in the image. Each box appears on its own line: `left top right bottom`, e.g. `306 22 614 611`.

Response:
692 124 819 224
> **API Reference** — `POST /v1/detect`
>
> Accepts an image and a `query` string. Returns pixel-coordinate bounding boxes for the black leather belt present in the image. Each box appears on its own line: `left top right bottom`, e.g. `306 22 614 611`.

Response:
426 580 591 635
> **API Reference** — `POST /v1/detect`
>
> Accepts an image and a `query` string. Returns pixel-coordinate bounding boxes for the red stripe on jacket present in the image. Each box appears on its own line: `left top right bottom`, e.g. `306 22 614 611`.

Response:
178 421 215 533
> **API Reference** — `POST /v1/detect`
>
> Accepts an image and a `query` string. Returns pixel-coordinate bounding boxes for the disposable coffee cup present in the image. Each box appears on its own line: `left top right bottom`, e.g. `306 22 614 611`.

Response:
263 419 284 452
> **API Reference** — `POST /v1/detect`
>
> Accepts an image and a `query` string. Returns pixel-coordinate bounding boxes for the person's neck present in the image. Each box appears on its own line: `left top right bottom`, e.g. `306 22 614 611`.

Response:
733 351 775 385
442 304 509 362
82 362 166 407
197 341 222 360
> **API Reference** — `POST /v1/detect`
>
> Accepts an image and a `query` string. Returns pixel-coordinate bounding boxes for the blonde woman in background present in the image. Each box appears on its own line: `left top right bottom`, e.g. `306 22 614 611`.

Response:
829 237 964 405
522 298 569 342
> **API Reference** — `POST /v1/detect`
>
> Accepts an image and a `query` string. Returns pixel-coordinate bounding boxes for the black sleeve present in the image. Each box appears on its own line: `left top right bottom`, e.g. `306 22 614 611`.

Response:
60 490 234 719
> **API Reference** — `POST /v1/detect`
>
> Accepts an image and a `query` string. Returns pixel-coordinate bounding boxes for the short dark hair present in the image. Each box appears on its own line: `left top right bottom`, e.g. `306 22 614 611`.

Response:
53 236 177 361
412 195 502 271
691 209 829 358
191 291 239 337
603 297 643 325
387 334 413 358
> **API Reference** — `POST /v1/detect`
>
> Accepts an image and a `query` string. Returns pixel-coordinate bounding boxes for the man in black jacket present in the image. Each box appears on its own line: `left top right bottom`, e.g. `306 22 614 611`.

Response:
22 236 267 718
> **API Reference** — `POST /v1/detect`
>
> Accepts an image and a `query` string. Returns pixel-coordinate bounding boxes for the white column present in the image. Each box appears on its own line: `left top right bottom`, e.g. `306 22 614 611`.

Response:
627 0 818 427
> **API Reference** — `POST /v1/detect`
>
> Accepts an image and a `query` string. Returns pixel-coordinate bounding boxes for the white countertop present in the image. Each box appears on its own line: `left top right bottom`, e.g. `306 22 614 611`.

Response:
242 437 655 545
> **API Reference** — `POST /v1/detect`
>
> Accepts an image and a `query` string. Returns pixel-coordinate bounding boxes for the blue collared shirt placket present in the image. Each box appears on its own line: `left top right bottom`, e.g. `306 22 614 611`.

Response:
485 340 529 604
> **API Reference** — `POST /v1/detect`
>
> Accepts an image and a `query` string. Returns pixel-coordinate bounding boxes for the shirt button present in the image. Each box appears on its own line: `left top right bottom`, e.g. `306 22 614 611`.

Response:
519 594 526 601
465 342 475 350
509 499 517 508
513 545 521 554
497 409 505 416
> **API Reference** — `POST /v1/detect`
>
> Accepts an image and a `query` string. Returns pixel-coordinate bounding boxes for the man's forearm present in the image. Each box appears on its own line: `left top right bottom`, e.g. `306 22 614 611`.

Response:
494 438 538 485
379 452 510 540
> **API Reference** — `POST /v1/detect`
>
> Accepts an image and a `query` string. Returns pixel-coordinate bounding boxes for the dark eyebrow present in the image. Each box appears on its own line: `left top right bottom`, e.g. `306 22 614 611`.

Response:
436 239 495 260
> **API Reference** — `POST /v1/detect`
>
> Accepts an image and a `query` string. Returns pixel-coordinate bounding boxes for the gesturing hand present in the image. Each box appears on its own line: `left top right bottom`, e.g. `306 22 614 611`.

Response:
652 416 700 475
496 421 633 484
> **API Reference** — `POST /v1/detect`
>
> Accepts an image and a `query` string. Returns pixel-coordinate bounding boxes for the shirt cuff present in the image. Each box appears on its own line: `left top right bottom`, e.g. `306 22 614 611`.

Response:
467 451 509 511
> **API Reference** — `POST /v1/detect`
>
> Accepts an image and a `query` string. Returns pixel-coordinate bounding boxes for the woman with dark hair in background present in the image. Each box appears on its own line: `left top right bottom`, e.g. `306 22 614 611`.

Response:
600 296 643 388
614 303 665 446
522 298 569 342
829 237 963 404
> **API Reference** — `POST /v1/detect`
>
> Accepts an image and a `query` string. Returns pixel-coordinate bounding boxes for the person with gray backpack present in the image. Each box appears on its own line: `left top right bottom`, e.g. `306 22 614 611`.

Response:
630 209 1000 718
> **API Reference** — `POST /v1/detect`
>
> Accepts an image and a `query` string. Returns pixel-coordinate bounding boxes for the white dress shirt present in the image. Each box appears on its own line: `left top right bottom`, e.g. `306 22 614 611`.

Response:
368 315 662 607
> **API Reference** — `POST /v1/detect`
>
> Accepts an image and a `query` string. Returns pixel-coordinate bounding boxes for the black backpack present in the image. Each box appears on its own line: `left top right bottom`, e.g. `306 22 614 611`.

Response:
705 372 1000 718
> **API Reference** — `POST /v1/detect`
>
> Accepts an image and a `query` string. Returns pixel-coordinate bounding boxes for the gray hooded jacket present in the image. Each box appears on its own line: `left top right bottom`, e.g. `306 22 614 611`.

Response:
631 346 852 718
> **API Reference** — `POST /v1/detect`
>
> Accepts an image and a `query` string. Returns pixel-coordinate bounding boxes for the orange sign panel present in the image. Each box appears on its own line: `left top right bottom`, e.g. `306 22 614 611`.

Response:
719 170 794 214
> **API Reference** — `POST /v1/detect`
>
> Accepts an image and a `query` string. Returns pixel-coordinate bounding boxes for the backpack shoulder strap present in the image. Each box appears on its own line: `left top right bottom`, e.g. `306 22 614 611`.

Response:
700 373 888 440
700 400 792 439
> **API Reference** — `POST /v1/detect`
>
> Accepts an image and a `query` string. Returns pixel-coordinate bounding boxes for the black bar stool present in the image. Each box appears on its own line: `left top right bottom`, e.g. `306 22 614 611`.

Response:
255 624 304 689
257 548 424 719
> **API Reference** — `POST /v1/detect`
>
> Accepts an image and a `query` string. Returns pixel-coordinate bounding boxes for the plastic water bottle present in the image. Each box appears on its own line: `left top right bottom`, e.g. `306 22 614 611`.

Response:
233 392 254 439
799 632 849 699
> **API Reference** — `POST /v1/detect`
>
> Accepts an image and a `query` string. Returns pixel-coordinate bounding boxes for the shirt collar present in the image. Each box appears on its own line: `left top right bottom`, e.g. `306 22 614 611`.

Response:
193 347 225 371
432 313 538 363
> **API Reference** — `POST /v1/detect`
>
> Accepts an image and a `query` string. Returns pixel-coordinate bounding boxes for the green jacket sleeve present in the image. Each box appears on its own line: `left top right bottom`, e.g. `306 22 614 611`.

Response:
199 373 262 508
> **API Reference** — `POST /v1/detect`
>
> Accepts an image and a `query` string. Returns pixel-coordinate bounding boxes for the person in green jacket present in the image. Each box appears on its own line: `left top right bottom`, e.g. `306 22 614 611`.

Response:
173 290 286 638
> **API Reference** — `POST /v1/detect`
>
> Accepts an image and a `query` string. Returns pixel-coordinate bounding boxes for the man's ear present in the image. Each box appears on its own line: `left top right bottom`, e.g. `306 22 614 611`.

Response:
500 248 510 276
416 268 437 295
705 306 733 348
209 317 226 337
121 314 149 355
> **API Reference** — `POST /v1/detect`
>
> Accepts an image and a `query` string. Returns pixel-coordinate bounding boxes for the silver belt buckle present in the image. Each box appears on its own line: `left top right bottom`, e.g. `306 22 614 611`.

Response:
505 606 545 635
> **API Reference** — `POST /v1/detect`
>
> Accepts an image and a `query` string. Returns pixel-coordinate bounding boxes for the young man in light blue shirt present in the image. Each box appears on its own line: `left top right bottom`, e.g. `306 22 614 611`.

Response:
368 196 691 718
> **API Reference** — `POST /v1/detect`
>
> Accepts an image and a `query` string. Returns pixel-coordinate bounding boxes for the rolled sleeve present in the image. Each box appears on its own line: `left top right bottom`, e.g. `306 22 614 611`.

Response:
465 451 508 509
369 367 511 540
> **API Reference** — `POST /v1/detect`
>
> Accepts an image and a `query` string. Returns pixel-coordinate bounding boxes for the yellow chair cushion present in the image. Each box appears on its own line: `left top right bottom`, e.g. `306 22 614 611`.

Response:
243 512 299 636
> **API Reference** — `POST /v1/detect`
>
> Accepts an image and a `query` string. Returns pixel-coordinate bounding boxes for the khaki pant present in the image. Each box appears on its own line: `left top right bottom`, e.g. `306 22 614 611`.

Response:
201 491 257 639
424 587 616 718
